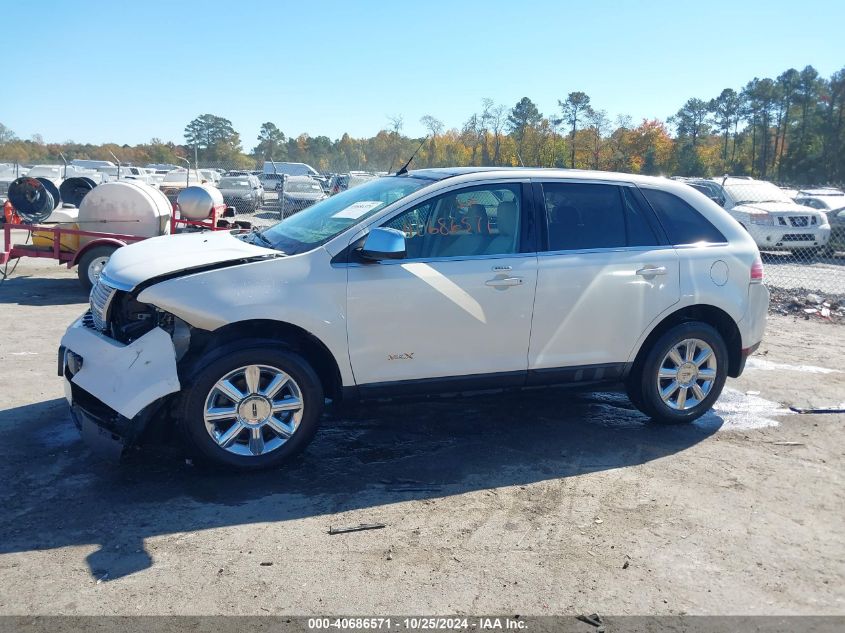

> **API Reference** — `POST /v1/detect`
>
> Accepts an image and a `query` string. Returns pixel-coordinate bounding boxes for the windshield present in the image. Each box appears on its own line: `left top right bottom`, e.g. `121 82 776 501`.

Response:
257 175 432 255
285 180 323 193
724 181 792 205
219 178 251 190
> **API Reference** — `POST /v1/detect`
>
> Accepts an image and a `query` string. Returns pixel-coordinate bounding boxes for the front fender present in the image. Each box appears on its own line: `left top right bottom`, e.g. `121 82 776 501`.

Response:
136 248 354 386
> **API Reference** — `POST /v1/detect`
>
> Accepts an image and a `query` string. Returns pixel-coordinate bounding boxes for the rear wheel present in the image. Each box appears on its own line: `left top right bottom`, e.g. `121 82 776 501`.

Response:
178 344 323 470
627 322 728 424
76 245 118 291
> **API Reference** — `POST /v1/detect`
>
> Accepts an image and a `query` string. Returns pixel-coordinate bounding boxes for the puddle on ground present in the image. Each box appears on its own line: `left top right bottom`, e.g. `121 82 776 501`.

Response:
745 357 841 374
589 388 786 431
700 388 788 430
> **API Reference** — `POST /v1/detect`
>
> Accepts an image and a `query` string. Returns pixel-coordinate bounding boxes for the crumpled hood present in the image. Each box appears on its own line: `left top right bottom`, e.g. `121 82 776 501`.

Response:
101 230 278 290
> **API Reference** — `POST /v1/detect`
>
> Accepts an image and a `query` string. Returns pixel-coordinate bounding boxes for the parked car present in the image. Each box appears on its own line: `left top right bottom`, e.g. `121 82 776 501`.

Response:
262 161 321 178
794 188 845 211
673 177 726 206
96 165 154 185
705 178 830 254
259 172 285 191
263 161 328 191
159 169 204 206
200 169 222 185
825 207 845 254
328 171 378 195
279 176 327 216
217 176 264 212
60 167 768 470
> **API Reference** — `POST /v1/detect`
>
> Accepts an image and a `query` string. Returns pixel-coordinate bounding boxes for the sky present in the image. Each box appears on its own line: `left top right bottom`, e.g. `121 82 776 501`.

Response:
4 0 844 148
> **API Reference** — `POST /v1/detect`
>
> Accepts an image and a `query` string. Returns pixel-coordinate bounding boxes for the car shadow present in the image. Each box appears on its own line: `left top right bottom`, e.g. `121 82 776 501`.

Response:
0 388 723 580
0 275 88 305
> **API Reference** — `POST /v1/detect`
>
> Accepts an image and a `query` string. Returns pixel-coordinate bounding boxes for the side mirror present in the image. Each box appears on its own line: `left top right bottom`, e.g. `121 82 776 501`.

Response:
359 227 406 261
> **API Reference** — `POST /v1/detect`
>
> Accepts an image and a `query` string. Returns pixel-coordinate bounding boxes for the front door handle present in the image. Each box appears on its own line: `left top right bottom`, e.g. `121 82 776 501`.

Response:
486 277 523 287
636 265 667 276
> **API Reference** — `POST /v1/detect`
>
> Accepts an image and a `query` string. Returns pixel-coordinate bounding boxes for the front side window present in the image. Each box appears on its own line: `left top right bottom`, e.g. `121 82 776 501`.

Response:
382 184 522 259
640 188 727 245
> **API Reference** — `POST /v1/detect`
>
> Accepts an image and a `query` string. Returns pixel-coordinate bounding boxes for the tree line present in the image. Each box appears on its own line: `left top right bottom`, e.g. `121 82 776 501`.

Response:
1 63 843 185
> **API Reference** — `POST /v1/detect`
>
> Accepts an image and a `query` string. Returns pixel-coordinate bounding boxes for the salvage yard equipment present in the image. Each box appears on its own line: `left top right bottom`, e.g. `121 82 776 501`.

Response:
2 177 240 290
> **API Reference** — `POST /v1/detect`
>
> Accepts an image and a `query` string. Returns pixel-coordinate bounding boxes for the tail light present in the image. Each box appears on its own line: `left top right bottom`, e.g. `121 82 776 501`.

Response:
750 257 764 283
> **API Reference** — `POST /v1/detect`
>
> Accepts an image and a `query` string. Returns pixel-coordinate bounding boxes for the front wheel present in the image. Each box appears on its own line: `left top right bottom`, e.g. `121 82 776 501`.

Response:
76 245 118 291
627 322 728 424
178 344 323 470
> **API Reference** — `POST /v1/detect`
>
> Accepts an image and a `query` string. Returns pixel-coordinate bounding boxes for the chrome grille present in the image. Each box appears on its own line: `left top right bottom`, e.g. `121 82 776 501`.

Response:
789 216 809 227
89 279 117 332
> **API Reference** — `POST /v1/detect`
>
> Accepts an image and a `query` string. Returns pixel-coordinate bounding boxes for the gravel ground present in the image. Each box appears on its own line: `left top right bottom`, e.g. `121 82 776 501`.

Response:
0 257 843 616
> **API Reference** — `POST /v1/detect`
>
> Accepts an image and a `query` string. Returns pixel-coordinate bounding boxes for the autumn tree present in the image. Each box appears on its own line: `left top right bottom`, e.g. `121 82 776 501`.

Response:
184 114 243 164
586 108 610 170
708 89 741 165
0 123 16 144
559 92 592 168
253 122 286 160
420 115 444 166
507 97 542 164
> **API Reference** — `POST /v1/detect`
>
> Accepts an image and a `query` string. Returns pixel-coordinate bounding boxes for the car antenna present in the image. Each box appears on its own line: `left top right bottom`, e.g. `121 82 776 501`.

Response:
396 136 428 176
721 173 729 186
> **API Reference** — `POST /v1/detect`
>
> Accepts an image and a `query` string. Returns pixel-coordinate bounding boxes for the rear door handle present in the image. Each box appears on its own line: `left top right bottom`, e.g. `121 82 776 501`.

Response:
486 277 523 287
636 265 667 276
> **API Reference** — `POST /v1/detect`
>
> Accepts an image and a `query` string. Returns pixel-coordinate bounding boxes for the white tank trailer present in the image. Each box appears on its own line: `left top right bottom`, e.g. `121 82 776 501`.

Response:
78 181 172 246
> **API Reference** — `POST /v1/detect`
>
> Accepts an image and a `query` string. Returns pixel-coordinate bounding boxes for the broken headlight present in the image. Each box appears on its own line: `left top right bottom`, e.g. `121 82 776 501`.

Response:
110 293 191 361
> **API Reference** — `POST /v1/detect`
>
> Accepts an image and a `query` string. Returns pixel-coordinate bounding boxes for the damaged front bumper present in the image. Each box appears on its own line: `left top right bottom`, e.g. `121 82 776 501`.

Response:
60 314 181 459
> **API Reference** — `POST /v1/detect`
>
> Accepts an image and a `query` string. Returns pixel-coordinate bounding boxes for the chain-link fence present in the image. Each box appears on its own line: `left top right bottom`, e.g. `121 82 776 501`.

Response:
673 177 844 319
2 160 843 318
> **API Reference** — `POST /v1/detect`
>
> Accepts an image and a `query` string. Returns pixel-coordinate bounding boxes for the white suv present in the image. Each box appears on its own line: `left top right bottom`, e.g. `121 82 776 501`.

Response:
60 168 769 470
716 178 830 253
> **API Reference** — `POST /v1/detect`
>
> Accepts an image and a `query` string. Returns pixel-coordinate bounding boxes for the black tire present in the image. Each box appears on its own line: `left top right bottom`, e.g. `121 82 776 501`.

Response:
177 343 323 471
76 245 118 292
626 321 728 424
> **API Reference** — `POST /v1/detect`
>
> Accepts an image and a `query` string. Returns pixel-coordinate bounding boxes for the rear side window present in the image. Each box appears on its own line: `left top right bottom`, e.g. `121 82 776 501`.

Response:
621 187 660 247
542 182 660 251
543 183 626 250
640 188 727 245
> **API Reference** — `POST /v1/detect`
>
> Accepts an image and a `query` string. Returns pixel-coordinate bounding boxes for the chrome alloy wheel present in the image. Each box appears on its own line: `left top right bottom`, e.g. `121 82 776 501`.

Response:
656 338 718 411
203 364 304 457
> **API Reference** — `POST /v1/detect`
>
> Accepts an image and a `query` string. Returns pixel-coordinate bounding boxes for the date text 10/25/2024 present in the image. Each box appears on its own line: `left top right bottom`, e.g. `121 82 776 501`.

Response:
307 618 528 630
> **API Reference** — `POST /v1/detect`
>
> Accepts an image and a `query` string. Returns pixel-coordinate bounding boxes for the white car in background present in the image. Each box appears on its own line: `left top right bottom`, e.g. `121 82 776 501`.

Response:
96 165 155 185
716 178 830 254
61 167 769 470
794 188 845 211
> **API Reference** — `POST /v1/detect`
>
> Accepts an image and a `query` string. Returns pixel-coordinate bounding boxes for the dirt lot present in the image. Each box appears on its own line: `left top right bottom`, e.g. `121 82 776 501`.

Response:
0 257 843 616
